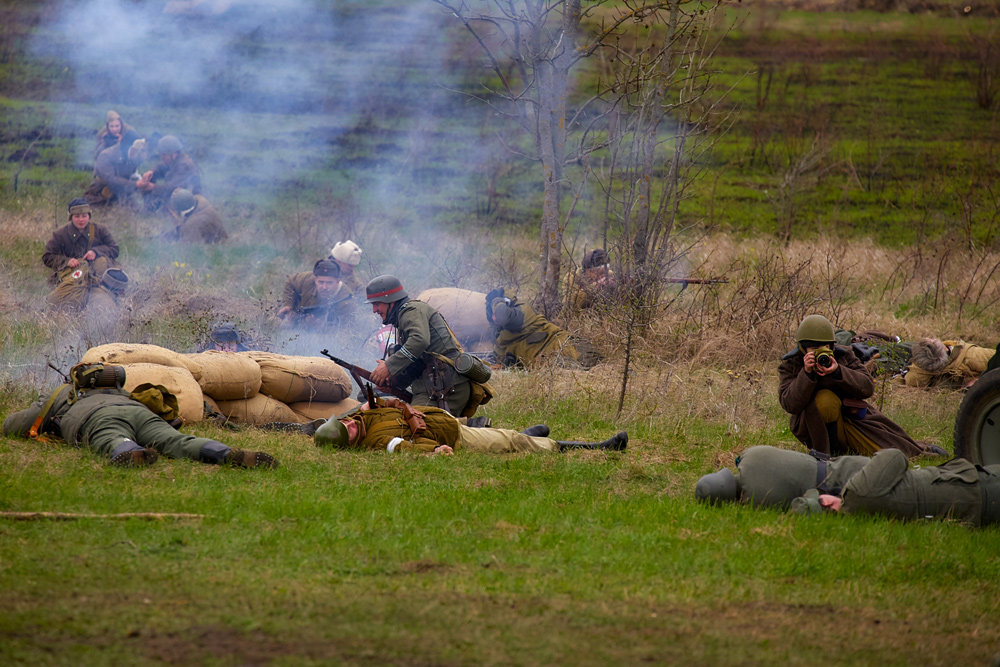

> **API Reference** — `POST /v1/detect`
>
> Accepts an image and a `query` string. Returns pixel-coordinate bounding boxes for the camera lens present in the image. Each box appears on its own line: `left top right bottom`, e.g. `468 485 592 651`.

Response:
817 355 833 368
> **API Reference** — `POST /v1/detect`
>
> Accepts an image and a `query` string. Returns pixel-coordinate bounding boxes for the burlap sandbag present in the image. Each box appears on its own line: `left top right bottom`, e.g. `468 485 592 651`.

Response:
242 351 351 403
289 397 362 421
215 393 301 425
83 343 202 380
183 351 262 400
120 362 204 424
416 288 492 345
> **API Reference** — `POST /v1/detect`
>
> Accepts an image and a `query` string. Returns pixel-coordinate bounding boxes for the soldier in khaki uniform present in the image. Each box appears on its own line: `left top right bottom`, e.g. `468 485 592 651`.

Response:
41 199 126 310
2 364 276 469
904 337 996 389
278 259 352 329
366 275 475 416
136 135 201 212
166 188 228 244
313 397 627 454
485 288 599 369
83 132 146 206
567 248 615 311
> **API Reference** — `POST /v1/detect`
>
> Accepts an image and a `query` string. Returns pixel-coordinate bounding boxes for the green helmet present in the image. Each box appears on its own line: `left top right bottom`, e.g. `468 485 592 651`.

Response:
314 419 350 447
365 275 408 304
694 468 739 504
156 134 182 154
795 314 835 345
169 188 197 213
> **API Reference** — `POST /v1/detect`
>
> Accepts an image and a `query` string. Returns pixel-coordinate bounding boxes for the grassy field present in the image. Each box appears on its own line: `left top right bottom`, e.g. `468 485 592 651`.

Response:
2 0 1000 664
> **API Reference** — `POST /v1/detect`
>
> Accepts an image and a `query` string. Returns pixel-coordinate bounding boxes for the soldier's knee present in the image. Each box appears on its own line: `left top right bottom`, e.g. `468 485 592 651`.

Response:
813 390 843 423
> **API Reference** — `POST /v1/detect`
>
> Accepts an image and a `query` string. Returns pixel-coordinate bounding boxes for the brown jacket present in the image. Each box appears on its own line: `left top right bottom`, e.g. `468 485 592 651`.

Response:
778 345 925 457
149 152 201 199
169 195 227 243
281 272 353 326
42 222 119 281
84 143 140 204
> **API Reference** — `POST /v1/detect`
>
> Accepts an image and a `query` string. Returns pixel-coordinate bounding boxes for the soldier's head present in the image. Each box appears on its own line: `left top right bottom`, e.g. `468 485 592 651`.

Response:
169 188 197 216
209 322 242 352
582 248 609 270
330 240 363 274
156 135 183 163
313 418 359 447
694 468 740 505
128 137 148 163
795 314 835 354
365 274 408 323
312 259 342 300
910 337 950 372
67 198 92 229
105 109 122 136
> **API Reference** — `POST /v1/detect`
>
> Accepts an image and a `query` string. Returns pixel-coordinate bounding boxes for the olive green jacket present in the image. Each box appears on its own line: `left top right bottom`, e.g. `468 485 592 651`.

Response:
2 386 138 446
736 445 870 510
341 404 461 453
493 301 578 366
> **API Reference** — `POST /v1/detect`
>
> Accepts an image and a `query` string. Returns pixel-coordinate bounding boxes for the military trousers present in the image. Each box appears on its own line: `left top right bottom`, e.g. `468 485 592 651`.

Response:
814 389 882 456
458 425 558 454
80 404 220 461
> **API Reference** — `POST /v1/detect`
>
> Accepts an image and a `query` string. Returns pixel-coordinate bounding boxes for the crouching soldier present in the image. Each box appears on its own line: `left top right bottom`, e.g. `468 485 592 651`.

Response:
485 288 599 369
313 397 627 455
41 199 129 310
2 363 277 469
166 188 227 244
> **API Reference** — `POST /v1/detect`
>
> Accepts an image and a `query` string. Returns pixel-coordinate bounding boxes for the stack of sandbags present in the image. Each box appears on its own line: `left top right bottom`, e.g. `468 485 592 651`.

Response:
184 351 261 400
288 397 361 421
82 342 201 379
417 288 493 348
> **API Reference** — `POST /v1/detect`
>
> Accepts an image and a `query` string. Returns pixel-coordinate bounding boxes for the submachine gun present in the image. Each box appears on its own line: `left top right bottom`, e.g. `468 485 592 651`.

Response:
665 276 728 292
319 349 413 403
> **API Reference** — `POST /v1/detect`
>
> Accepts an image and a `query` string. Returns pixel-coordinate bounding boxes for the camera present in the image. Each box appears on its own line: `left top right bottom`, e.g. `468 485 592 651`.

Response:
814 346 835 369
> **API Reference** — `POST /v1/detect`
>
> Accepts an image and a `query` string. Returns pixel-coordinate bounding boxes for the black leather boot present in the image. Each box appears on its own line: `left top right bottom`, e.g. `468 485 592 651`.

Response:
557 431 627 452
520 424 550 437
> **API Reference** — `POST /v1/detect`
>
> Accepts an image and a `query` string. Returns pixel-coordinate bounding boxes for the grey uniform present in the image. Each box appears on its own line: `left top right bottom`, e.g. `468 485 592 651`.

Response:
735 445 871 509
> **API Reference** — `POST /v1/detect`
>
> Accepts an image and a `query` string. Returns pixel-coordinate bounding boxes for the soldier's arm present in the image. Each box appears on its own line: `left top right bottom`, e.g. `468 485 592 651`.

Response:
91 226 119 260
777 358 817 415
368 434 441 454
280 276 301 312
827 351 875 399
385 306 430 377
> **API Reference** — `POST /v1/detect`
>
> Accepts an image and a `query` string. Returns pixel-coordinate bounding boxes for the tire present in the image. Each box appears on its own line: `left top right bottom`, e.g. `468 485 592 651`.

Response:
953 368 1000 465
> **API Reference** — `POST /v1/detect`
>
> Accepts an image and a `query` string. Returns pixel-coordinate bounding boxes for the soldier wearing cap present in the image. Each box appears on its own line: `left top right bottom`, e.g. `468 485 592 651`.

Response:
136 134 201 211
568 247 616 311
278 259 352 329
779 314 944 458
42 199 126 309
328 240 364 301
314 397 626 455
366 275 478 416
166 188 227 243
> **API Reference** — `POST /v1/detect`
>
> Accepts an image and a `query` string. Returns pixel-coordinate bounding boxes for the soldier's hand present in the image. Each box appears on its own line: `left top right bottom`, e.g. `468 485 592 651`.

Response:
370 360 391 386
67 258 80 268
815 357 838 376
82 250 96 261
432 445 454 456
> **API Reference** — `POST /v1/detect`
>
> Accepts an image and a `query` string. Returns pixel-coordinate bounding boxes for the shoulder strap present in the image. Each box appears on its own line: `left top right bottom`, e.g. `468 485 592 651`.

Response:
28 384 71 439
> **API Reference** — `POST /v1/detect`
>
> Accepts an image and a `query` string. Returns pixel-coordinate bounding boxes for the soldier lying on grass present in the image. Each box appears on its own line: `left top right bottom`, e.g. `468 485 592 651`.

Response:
3 364 277 469
695 445 1000 527
314 397 627 455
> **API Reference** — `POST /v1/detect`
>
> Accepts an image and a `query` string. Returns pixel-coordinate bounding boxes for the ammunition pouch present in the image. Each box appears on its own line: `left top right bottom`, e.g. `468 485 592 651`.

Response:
462 380 495 419
422 357 457 410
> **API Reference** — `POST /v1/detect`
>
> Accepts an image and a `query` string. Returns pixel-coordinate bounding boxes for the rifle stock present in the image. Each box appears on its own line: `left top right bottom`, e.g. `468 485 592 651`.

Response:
319 349 413 403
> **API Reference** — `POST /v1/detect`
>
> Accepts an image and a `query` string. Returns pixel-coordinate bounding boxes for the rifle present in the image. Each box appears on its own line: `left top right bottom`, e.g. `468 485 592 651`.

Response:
319 349 413 403
664 277 728 292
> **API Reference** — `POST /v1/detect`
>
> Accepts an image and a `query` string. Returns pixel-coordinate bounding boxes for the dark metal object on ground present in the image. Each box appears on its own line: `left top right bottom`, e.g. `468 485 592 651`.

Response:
319 349 413 403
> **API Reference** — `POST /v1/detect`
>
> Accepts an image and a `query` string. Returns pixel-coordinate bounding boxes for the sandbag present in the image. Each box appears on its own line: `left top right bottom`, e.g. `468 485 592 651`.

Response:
215 393 301 426
83 343 202 380
120 362 204 424
242 351 352 403
416 288 492 346
289 397 361 421
183 350 262 400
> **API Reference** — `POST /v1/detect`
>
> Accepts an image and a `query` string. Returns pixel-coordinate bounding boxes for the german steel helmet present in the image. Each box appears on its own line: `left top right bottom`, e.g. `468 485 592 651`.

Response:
795 314 835 344
314 419 351 447
365 275 408 304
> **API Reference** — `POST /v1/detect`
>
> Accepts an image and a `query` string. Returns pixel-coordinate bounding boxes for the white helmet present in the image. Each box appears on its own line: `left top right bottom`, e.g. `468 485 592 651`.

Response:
331 240 362 266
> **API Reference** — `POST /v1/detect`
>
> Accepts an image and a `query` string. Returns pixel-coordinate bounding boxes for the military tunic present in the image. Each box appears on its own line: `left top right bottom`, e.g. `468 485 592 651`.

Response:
493 300 598 369
2 387 223 462
778 345 927 457
336 403 557 454
384 299 470 416
735 445 870 509
841 448 1000 526
904 342 995 388
83 143 141 205
42 222 120 279
170 194 227 244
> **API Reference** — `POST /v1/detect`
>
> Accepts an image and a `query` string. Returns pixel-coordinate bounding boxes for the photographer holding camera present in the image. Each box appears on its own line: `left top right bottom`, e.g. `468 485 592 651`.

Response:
778 315 946 458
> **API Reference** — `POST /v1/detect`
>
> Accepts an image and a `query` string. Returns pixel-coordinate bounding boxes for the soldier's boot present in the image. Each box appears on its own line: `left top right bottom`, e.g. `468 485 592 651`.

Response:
225 449 279 469
520 424 550 437
825 423 844 454
109 440 159 467
557 431 628 452
466 416 492 428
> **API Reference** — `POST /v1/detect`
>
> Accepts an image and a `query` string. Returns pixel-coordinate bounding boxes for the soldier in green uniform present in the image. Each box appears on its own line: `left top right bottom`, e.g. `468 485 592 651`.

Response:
278 259 353 330
485 288 599 369
367 275 480 416
313 397 627 454
779 314 945 458
2 364 277 469
695 445 871 510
